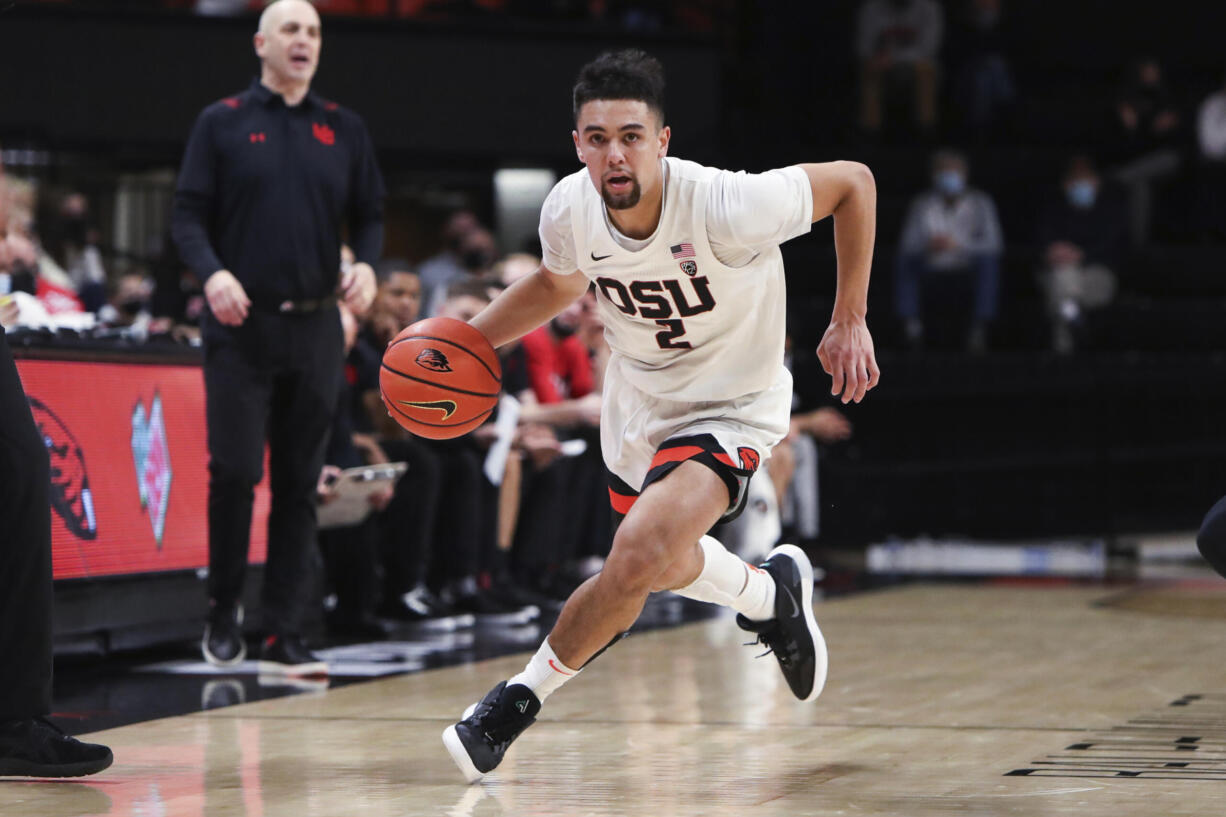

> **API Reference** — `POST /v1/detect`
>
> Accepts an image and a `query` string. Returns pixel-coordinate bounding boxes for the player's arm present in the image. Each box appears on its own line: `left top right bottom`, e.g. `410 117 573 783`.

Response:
469 264 589 349
797 161 880 404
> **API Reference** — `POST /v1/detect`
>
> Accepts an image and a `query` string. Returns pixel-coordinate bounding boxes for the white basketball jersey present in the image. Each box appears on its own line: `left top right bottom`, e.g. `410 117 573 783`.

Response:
556 157 805 402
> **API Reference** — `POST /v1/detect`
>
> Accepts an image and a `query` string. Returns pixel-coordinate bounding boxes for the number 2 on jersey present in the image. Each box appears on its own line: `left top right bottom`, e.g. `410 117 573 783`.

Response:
654 319 691 349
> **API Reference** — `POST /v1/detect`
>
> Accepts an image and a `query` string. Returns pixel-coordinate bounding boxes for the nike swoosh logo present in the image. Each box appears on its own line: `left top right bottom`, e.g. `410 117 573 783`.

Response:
590 252 612 261
398 399 457 420
779 582 801 619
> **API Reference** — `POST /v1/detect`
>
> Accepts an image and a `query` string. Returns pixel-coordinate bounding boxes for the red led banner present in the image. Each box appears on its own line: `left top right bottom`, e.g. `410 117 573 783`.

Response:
15 358 270 580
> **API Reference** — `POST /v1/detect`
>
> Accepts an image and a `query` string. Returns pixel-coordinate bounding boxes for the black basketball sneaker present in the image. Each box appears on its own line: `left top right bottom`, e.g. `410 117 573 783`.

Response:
442 681 541 783
736 544 828 702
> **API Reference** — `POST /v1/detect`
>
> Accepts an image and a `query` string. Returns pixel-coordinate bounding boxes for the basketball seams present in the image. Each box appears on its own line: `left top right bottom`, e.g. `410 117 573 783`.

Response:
379 362 501 398
387 335 501 384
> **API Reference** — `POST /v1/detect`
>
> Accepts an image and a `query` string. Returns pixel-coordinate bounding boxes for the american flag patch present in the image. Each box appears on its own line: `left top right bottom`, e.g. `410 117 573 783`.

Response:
670 243 695 259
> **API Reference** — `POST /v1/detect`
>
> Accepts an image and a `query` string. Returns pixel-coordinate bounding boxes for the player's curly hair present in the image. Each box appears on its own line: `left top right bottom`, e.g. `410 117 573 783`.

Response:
572 49 666 126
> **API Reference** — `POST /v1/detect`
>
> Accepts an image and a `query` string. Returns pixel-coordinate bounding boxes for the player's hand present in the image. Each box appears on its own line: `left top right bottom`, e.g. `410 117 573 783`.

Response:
817 314 880 405
204 270 251 327
340 261 376 317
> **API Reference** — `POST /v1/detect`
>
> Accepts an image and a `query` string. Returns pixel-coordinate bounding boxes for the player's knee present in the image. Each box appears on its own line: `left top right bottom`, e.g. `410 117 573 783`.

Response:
604 525 670 595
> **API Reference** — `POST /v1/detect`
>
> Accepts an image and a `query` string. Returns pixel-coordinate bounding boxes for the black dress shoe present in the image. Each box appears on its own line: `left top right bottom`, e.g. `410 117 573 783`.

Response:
202 602 246 667
0 717 113 778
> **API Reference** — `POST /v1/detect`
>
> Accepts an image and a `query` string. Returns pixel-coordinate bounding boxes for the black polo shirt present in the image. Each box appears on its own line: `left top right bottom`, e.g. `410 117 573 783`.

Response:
171 78 385 308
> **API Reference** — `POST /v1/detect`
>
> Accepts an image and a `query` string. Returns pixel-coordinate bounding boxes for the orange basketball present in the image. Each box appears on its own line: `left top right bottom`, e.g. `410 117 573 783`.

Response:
379 317 501 440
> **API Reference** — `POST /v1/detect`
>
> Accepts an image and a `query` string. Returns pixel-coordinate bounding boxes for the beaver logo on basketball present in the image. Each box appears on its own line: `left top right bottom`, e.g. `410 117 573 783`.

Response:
27 397 98 541
399 399 458 420
737 447 761 472
415 349 452 373
679 260 698 277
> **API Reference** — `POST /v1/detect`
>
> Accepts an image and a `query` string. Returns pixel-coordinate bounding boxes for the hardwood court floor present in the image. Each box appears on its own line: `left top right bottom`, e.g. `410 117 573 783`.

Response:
4 582 1225 816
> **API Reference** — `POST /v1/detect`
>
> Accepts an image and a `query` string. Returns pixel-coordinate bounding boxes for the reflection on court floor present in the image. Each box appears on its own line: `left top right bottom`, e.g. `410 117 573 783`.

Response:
6 581 1226 816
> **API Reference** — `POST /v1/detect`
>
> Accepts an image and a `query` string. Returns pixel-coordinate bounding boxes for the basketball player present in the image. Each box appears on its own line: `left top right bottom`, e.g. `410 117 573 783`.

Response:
443 50 879 782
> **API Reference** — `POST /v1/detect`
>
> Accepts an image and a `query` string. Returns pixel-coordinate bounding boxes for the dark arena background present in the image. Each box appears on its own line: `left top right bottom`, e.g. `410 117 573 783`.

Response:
2 1 1225 814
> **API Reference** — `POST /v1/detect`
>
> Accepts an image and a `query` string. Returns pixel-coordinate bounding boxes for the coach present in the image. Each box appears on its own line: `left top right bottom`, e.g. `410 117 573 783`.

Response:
172 0 385 673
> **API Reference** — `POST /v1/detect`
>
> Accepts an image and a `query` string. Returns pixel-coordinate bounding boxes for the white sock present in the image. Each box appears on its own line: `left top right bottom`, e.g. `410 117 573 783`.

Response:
506 638 580 703
671 535 777 621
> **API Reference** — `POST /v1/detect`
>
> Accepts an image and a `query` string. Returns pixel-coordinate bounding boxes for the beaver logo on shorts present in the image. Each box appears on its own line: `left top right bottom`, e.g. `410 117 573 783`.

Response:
415 349 453 373
737 447 761 472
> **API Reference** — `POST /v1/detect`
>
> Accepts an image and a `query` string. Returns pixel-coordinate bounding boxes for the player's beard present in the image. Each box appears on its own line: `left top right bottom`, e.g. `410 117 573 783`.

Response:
601 177 642 210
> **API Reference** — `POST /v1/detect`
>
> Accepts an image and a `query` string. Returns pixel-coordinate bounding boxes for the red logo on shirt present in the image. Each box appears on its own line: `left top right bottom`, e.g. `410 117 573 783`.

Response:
312 122 335 146
220 97 240 109
249 132 266 144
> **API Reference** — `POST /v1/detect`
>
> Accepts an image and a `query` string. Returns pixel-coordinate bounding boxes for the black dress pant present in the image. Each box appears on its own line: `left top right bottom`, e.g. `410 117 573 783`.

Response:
203 308 343 635
376 437 441 598
0 329 53 720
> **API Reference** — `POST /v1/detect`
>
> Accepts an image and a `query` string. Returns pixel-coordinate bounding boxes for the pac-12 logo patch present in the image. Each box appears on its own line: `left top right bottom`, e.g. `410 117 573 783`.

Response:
132 392 173 548
679 260 698 277
415 349 453 372
737 446 761 472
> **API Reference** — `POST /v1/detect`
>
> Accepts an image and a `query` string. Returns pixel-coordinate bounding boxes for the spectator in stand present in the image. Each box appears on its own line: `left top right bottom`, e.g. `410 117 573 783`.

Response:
366 260 421 346
948 0 1015 142
316 302 397 639
895 149 1002 353
422 226 497 317
426 279 542 623
575 286 610 389
44 193 108 312
498 260 606 601
1036 155 1127 354
348 263 486 628
856 0 943 137
1195 71 1226 242
417 209 479 317
521 297 595 406
1110 58 1182 245
149 232 206 341
97 271 155 333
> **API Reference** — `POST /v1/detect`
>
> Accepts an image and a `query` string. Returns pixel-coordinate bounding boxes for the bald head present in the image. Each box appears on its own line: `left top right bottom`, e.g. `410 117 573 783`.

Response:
258 0 319 35
254 0 321 99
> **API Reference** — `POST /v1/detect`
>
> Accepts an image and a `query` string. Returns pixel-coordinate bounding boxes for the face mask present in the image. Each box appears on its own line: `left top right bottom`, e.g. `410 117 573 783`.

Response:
462 249 492 271
118 298 149 316
1066 180 1097 209
550 317 577 338
935 170 965 197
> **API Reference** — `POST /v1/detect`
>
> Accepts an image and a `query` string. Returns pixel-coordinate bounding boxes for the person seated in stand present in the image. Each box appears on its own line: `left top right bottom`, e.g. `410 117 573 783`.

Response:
1036 154 1127 354
316 303 396 639
895 149 1002 353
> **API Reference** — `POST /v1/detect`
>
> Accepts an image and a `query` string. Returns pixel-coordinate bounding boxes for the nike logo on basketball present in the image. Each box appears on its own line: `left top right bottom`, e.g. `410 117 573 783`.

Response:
398 399 458 420
590 251 612 261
